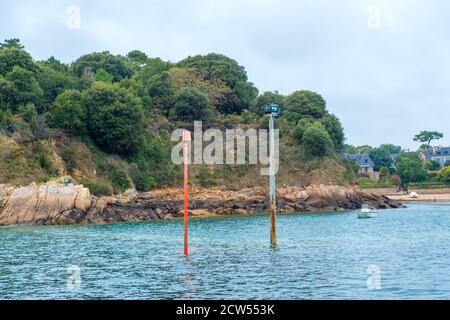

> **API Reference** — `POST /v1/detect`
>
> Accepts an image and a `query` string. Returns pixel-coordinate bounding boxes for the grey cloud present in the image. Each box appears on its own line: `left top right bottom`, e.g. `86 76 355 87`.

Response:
1 0 449 149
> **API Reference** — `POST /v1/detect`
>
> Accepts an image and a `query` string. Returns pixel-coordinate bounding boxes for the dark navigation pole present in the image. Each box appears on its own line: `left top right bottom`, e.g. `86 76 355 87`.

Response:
265 104 281 247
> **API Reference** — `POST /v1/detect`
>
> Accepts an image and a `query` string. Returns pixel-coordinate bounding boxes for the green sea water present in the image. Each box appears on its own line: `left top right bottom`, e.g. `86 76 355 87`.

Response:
0 202 449 299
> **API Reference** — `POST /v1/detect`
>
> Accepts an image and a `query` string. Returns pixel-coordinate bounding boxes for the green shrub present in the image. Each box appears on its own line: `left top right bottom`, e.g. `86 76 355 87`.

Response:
197 167 218 187
18 103 37 131
47 90 87 136
425 160 441 171
241 109 257 124
395 155 427 186
31 141 57 176
437 166 450 183
358 176 393 189
221 114 244 128
302 122 333 157
285 90 327 119
84 179 113 196
61 147 76 173
409 181 450 189
85 82 144 156
293 117 314 144
105 163 131 192
320 113 344 150
132 134 181 187
0 109 13 130
170 86 213 121
3 66 44 112
132 170 157 191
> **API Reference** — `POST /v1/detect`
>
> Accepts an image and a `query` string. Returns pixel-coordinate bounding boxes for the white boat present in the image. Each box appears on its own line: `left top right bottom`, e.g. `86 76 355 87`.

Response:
357 205 378 219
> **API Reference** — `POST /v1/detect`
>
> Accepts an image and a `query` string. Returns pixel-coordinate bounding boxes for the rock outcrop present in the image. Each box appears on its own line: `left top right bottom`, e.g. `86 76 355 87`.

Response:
0 183 404 226
0 183 92 225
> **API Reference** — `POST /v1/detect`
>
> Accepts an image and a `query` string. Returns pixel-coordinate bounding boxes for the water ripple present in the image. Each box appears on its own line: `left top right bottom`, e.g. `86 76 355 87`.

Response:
0 203 449 299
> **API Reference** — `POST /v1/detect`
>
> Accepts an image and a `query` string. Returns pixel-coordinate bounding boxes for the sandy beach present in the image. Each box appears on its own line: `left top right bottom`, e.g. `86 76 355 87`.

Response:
366 188 450 202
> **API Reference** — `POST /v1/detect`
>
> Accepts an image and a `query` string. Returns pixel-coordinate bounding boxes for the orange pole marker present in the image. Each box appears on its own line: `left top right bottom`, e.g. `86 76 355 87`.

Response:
183 130 191 257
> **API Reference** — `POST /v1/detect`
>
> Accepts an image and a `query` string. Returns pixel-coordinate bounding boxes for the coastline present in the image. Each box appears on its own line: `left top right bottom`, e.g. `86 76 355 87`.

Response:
387 194 450 202
0 183 403 226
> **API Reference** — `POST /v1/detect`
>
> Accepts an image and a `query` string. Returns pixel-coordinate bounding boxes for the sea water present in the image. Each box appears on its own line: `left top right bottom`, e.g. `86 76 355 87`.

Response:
0 202 449 299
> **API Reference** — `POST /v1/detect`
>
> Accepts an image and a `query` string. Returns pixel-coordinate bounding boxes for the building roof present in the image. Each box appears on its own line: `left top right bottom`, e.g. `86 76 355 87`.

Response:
423 147 450 161
344 153 375 167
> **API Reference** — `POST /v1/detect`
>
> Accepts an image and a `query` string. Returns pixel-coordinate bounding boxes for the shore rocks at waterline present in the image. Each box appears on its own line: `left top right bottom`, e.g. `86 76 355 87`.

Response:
0 183 91 225
0 183 404 226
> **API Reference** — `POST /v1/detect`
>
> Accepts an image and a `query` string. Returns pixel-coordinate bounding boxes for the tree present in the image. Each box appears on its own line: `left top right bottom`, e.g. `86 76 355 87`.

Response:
47 90 87 136
0 38 24 49
0 76 15 110
178 53 258 114
36 65 71 110
18 103 38 131
302 122 333 156
39 56 69 73
5 66 43 112
395 156 427 187
170 86 213 121
380 166 390 177
178 53 247 87
293 117 314 144
127 50 149 67
146 71 175 112
138 58 172 82
284 90 327 121
0 48 36 76
321 113 345 150
414 131 444 148
369 147 393 171
94 68 113 83
169 67 232 113
250 91 285 117
425 160 440 171
0 108 13 130
233 80 259 114
354 145 373 154
72 51 134 82
437 166 450 183
84 82 144 156
379 144 402 154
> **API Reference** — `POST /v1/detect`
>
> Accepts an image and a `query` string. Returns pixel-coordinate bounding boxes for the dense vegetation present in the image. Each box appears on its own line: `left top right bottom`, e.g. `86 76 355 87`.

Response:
1 38 355 194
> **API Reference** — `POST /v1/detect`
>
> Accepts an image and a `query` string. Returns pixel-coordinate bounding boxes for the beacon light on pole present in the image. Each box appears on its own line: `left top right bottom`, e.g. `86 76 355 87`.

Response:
264 103 281 118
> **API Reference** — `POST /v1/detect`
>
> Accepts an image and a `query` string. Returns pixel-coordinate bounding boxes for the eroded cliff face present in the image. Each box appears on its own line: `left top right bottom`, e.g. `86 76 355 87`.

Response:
0 183 403 226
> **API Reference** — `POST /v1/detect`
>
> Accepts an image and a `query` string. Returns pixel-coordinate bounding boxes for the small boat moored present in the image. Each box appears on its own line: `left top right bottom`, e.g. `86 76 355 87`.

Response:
357 204 378 219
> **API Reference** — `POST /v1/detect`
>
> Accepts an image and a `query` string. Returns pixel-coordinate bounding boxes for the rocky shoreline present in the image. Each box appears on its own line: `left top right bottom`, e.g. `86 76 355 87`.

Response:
0 183 404 226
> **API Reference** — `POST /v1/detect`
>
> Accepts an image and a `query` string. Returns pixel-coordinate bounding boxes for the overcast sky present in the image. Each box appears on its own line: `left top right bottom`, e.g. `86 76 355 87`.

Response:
1 0 449 149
